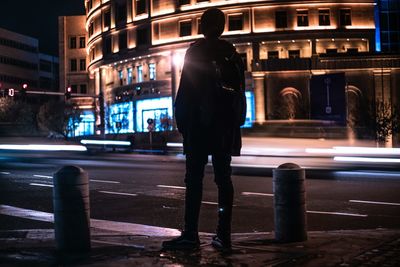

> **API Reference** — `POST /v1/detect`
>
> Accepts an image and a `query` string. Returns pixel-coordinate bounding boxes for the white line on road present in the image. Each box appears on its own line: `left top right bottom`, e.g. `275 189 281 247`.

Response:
349 200 400 206
202 201 218 205
307 210 367 217
241 192 274 197
33 175 52 179
29 183 53 188
0 172 10 175
157 185 185 190
0 205 180 237
99 191 137 196
91 179 120 184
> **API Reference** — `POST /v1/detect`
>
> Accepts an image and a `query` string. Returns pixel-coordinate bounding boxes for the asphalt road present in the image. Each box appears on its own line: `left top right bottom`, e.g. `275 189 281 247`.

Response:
1 153 400 234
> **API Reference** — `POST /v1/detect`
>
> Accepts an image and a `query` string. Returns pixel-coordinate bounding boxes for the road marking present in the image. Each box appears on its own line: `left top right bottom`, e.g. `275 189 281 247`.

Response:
307 210 367 217
349 200 400 206
33 175 52 179
202 201 218 205
242 192 274 197
0 172 10 175
99 191 137 196
91 179 120 184
29 183 53 188
157 185 185 190
0 204 180 237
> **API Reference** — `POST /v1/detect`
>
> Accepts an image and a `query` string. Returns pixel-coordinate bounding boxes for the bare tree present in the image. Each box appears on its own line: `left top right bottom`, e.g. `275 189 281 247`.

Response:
37 100 82 140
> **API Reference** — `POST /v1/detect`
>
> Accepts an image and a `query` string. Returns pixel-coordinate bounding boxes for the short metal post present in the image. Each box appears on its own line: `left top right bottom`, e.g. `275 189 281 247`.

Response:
53 166 91 252
273 163 307 243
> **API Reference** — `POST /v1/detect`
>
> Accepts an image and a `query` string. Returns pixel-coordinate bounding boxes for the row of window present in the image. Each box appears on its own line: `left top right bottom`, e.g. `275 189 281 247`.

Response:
178 8 352 38
70 58 87 72
0 74 37 87
0 56 37 70
117 63 156 86
266 47 359 59
69 36 86 49
0 37 37 53
69 83 88 94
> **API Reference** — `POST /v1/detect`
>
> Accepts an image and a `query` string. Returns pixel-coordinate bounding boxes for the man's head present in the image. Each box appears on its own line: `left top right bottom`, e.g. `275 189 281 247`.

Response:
200 8 225 39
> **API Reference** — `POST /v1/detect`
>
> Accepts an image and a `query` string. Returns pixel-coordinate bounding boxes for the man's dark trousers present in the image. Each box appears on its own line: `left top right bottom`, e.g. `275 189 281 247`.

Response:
184 153 233 238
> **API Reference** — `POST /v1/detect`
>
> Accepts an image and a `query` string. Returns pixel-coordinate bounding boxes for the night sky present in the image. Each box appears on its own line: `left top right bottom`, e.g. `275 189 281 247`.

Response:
0 0 85 56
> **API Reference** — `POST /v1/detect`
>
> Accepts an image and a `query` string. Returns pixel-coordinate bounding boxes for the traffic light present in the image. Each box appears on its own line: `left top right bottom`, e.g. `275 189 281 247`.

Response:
65 86 72 100
20 83 27 98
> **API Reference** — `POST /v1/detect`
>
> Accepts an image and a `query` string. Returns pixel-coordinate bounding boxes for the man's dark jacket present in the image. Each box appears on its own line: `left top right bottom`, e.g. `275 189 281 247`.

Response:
175 38 246 156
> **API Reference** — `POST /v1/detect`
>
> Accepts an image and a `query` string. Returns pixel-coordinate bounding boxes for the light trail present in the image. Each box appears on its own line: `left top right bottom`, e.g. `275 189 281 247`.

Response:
33 175 52 179
349 200 400 206
0 144 87 152
29 183 53 188
307 210 367 217
157 185 185 190
91 179 120 184
241 192 274 197
80 139 131 146
99 191 137 196
334 156 400 163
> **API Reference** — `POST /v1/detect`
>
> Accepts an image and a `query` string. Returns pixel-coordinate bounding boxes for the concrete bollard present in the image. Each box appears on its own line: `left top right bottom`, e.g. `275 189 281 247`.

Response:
53 166 91 252
273 163 307 243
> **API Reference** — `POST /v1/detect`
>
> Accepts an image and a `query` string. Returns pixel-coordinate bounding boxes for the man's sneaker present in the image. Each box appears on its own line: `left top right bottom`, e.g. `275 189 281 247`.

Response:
211 235 231 251
162 232 200 250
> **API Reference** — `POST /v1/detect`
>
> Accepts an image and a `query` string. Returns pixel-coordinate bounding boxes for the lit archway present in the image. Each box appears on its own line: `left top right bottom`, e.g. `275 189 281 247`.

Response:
279 87 303 119
346 85 363 126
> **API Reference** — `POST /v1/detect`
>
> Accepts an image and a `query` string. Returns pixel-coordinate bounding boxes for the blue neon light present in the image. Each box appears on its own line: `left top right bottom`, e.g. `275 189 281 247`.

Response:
136 97 173 132
243 91 255 128
68 111 95 137
107 102 134 134
374 0 381 52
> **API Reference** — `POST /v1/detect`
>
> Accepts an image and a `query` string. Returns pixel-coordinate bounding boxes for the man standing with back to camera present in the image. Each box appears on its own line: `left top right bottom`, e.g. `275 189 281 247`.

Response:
162 8 246 251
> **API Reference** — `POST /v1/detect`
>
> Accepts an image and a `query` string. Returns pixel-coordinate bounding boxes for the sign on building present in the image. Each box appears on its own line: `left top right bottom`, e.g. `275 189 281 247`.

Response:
310 73 346 125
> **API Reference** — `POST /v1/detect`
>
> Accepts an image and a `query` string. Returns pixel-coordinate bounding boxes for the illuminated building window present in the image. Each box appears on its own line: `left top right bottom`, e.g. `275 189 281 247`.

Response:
89 22 94 37
119 31 127 50
68 111 95 137
135 0 147 15
70 59 77 72
80 84 87 94
326 48 337 54
319 9 330 26
136 97 173 132
340 9 352 26
118 70 124 85
87 0 93 13
107 102 134 134
136 27 150 46
127 68 133 84
69 36 76 49
104 9 111 29
179 20 192 37
115 0 127 25
297 10 309 27
90 48 95 61
179 0 190 5
243 91 255 128
137 65 143 82
275 11 287 28
79 59 86 71
288 50 300 58
228 14 244 31
268 51 279 59
103 37 112 55
149 63 156 80
79 37 86 48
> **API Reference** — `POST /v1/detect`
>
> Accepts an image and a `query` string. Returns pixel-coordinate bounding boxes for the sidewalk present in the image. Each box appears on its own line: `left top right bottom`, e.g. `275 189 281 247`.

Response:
0 227 399 266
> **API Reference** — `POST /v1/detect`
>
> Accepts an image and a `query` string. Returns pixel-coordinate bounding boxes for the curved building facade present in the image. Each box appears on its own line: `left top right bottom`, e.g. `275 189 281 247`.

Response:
80 0 399 137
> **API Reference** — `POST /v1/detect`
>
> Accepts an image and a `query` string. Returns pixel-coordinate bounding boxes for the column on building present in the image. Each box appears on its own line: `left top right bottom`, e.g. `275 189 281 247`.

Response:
252 73 266 124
